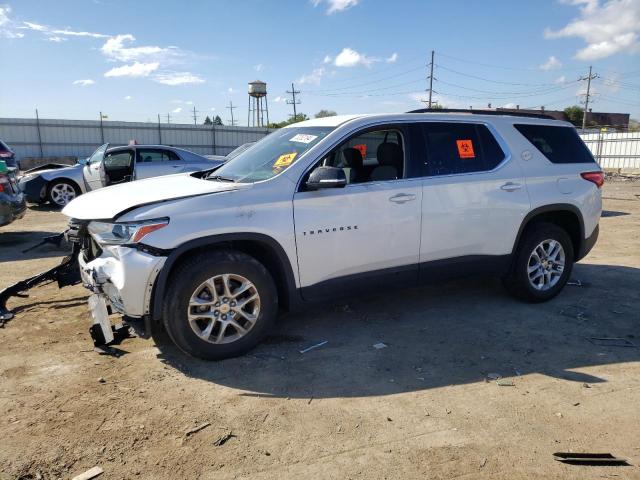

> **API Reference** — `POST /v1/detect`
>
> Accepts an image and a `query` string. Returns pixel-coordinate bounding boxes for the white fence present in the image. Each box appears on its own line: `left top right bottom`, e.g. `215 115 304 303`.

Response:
579 131 640 170
0 117 271 161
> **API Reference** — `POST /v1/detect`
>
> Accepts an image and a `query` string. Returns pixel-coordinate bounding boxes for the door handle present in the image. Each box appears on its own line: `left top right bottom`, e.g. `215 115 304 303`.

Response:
389 193 416 204
500 182 522 192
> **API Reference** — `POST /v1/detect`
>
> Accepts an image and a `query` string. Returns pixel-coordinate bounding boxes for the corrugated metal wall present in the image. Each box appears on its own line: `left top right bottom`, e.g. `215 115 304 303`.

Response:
579 131 640 169
0 118 271 159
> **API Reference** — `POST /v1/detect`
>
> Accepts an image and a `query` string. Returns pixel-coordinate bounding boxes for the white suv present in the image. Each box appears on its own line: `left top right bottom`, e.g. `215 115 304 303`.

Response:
62 111 603 359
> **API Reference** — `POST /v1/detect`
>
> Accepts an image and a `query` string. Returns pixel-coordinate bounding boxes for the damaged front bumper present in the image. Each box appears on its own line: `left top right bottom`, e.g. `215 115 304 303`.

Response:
79 245 166 343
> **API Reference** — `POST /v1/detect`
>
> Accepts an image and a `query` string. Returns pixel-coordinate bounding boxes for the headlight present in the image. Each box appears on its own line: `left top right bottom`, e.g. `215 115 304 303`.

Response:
88 218 169 245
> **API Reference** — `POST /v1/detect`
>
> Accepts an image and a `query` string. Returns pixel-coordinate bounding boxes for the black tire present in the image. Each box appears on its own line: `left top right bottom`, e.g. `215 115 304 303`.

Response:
163 249 278 360
503 222 574 303
47 179 81 208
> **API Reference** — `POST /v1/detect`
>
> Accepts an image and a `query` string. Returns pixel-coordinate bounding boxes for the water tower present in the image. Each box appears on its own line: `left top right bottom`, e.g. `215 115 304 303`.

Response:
247 80 269 127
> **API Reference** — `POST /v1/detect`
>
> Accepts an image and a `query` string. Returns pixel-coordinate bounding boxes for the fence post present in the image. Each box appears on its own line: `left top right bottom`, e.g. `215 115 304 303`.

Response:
35 109 44 158
99 111 105 143
157 114 162 144
212 123 217 155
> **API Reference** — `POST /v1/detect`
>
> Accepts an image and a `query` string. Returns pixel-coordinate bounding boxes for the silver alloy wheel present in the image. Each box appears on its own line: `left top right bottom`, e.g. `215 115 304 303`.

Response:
50 182 77 206
187 273 261 344
527 239 565 291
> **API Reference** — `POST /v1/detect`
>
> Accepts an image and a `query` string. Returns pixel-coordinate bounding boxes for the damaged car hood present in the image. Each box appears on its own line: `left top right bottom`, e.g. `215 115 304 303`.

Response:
62 173 248 220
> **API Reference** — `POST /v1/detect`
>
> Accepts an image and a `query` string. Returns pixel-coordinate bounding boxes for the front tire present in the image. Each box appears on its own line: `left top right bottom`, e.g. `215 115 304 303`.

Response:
47 180 80 207
163 250 278 360
503 222 574 303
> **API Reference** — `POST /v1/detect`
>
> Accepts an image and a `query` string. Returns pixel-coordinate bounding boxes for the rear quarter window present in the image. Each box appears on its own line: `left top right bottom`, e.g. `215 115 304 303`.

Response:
514 124 595 164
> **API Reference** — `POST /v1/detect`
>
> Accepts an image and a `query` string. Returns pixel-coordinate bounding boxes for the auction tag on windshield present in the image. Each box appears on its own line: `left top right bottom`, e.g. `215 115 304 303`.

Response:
273 152 298 169
289 133 317 144
456 139 475 159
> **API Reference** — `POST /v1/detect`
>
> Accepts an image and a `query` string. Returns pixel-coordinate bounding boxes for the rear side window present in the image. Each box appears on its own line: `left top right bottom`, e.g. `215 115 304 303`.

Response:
419 123 505 176
514 124 595 164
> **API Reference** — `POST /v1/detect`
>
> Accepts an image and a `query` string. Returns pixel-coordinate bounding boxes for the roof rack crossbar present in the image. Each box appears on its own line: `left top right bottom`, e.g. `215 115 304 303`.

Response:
407 108 556 120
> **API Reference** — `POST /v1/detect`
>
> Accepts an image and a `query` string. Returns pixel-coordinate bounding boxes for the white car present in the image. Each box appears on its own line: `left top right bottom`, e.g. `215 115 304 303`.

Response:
19 144 222 207
62 111 603 360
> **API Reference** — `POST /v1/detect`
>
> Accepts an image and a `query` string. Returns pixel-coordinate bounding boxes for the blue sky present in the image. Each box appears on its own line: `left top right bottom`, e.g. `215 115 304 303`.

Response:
1 0 639 124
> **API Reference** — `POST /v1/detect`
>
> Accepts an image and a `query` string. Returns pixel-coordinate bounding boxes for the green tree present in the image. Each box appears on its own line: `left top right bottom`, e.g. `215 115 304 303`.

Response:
267 113 308 129
213 115 223 126
315 109 337 118
203 115 213 125
563 106 584 127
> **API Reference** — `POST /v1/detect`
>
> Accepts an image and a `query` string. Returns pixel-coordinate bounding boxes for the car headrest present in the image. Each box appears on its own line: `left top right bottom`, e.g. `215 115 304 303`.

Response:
376 142 403 168
342 147 363 169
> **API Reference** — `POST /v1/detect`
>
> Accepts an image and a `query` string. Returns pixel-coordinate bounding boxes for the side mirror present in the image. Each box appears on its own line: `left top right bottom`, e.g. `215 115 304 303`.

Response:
306 166 347 190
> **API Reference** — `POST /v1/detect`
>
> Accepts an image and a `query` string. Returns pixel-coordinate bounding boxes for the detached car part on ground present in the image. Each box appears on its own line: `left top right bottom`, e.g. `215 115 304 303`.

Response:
3 112 603 360
18 144 223 208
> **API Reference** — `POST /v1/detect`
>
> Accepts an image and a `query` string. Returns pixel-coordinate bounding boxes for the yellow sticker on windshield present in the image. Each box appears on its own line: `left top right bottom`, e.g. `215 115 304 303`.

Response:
273 152 297 169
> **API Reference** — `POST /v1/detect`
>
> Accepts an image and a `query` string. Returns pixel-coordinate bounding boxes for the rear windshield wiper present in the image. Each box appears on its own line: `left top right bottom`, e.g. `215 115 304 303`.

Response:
207 174 236 182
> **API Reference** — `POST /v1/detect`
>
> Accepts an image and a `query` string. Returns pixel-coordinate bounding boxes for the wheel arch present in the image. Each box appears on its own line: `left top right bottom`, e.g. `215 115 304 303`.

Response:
150 233 299 322
47 177 82 194
512 204 585 261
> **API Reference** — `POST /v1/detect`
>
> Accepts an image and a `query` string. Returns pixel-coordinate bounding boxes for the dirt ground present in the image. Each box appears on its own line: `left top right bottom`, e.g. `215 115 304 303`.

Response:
1 180 639 480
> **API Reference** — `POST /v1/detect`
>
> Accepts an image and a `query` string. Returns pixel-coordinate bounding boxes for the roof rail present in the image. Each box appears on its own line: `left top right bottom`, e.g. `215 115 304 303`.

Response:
406 108 556 120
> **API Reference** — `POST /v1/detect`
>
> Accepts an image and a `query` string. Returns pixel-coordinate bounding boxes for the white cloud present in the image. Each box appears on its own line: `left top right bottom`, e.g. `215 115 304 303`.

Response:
104 62 159 77
210 107 216 111
312 0 359 14
297 67 326 85
323 55 332 64
545 0 640 60
501 102 519 109
334 47 376 67
124 95 132 100
0 5 24 38
254 63 264 72
273 96 286 103
386 52 398 63
72 79 95 86
46 36 66 42
185 100 194 105
228 87 235 94
555 75 567 84
172 107 183 113
21 20 108 39
154 72 205 85
539 55 562 70
101 34 176 62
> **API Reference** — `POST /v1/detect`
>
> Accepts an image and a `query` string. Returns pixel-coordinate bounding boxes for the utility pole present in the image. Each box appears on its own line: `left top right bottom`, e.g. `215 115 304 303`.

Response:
286 82 301 120
579 66 598 131
157 114 162 144
226 101 237 126
166 113 171 124
99 111 105 143
427 50 435 109
192 106 198 125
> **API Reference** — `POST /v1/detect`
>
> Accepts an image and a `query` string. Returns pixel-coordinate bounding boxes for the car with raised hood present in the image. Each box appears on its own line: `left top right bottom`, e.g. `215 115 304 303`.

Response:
0 160 26 227
62 111 603 360
18 144 222 208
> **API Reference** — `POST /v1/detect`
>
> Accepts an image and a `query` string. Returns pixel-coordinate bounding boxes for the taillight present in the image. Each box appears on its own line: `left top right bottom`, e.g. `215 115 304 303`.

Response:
0 152 12 158
0 174 8 193
581 171 604 189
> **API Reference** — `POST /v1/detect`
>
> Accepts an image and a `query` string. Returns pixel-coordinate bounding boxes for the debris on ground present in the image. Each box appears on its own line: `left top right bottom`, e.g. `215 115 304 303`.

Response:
299 340 328 354
71 466 104 480
372 342 387 349
213 431 236 447
567 280 584 286
97 377 105 384
479 458 487 469
553 452 629 465
496 378 515 387
185 422 211 437
587 337 637 348
560 306 587 321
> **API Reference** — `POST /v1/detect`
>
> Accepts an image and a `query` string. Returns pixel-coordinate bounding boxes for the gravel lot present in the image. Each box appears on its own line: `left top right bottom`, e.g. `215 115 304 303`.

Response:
1 180 639 480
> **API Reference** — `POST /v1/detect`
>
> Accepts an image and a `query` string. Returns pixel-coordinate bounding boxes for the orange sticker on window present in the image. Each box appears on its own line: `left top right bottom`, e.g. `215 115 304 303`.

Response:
273 152 297 168
354 144 367 159
456 139 475 159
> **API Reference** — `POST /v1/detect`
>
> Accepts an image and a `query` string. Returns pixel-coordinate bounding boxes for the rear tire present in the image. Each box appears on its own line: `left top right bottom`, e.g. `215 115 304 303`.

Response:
503 222 574 303
163 250 278 360
47 180 80 207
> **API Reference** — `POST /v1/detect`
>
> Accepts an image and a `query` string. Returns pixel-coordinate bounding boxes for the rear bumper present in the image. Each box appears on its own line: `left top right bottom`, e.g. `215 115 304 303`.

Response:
577 224 599 261
0 193 26 226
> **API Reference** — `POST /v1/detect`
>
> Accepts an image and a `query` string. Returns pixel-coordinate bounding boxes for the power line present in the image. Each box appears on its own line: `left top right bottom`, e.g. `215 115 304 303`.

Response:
303 65 424 93
435 64 565 87
286 82 301 119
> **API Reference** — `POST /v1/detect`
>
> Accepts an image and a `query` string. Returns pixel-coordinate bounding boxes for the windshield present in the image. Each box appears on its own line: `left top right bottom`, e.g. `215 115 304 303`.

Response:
210 127 333 183
226 142 255 160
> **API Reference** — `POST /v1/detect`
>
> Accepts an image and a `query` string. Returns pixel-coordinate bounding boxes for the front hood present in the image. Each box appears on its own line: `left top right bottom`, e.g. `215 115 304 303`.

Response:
25 164 80 177
62 173 247 220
